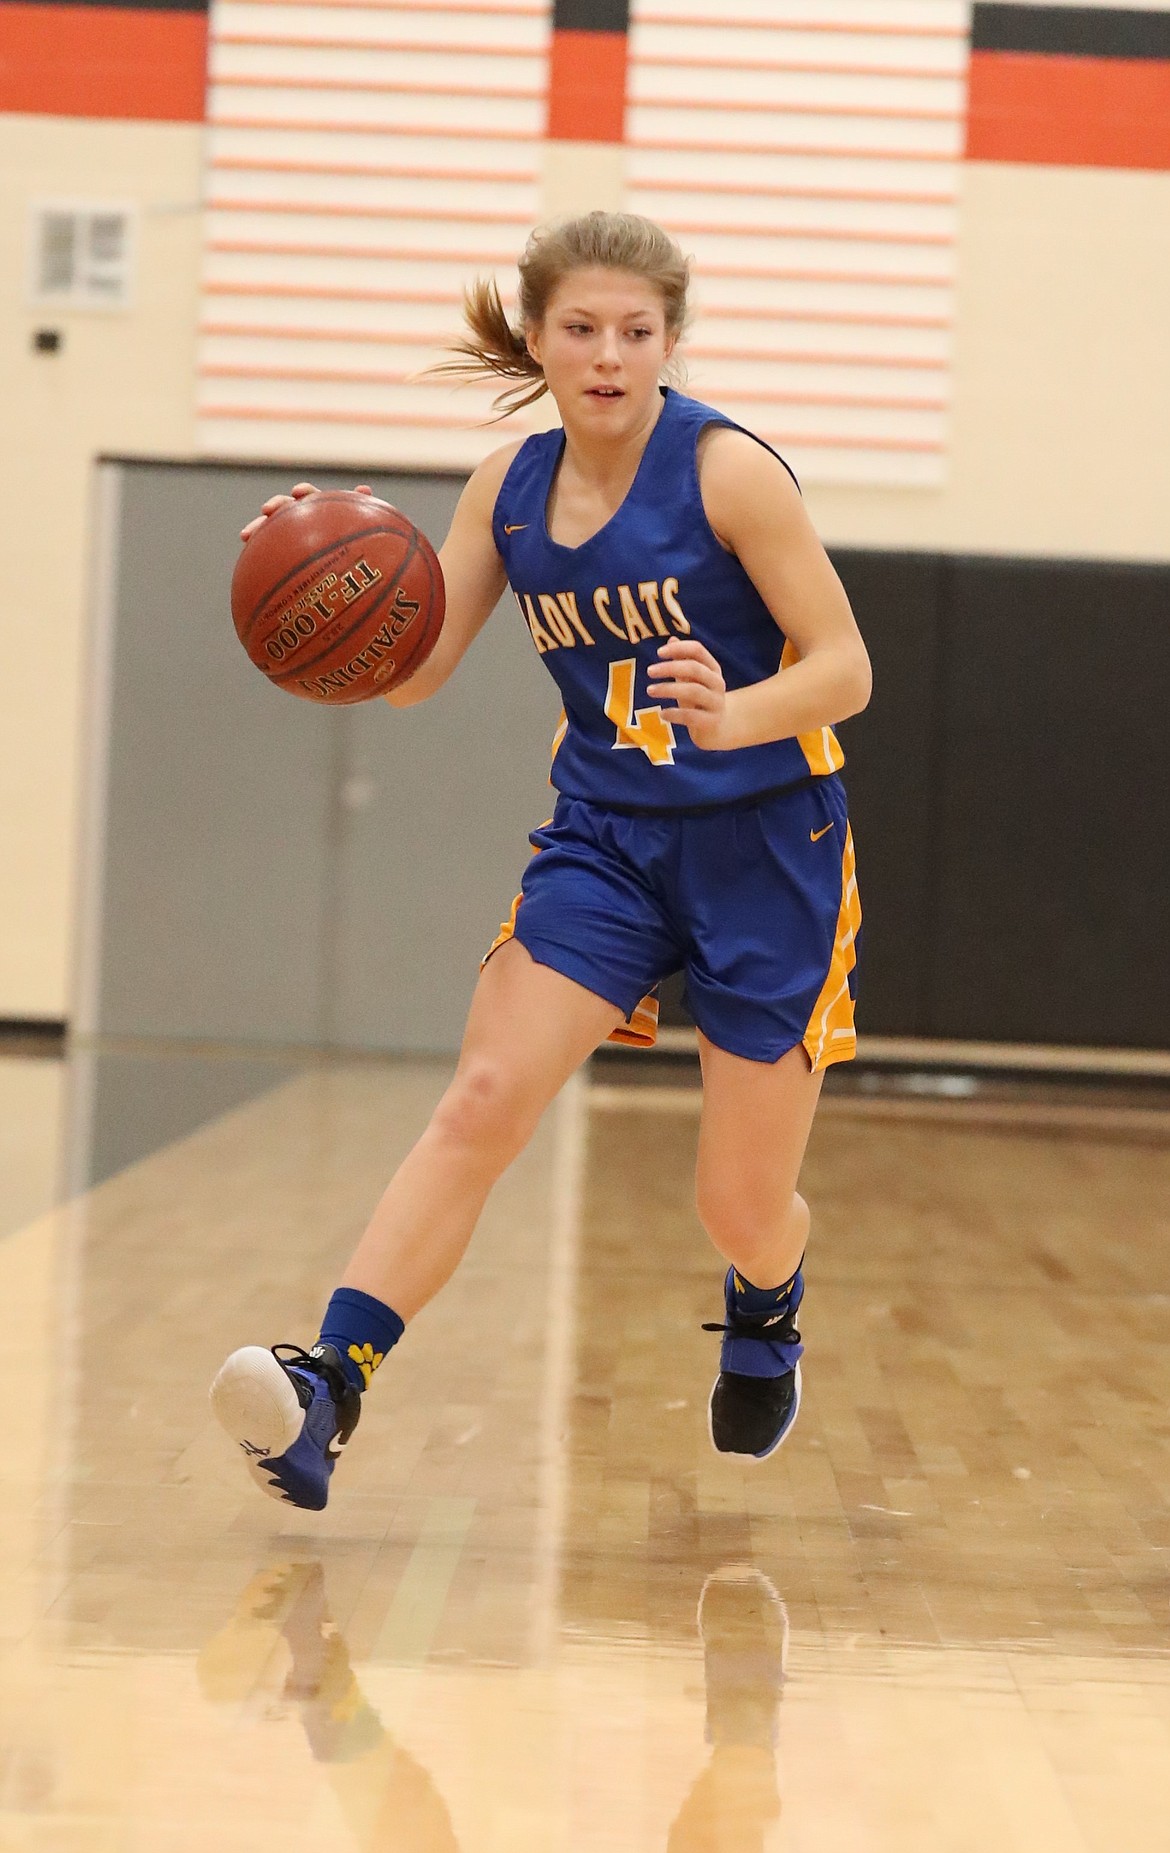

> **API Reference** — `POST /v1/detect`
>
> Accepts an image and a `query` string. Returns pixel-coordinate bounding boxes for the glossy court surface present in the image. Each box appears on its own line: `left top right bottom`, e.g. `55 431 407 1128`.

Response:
2 1050 1169 1850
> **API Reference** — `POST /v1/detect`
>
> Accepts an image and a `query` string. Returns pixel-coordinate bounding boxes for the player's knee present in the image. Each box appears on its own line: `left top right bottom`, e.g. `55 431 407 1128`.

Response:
431 1060 535 1164
695 1173 749 1257
695 1175 803 1271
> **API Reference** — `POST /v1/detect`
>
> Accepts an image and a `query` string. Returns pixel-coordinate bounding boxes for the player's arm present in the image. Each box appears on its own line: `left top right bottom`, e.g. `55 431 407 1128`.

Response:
237 442 521 710
646 427 872 752
382 439 519 709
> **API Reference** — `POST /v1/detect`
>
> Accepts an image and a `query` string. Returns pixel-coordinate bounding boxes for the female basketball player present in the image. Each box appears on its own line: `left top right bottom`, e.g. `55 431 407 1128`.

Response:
211 212 871 1509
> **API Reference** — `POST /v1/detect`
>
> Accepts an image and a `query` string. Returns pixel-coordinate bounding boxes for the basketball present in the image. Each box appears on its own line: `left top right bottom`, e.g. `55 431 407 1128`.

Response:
231 490 445 704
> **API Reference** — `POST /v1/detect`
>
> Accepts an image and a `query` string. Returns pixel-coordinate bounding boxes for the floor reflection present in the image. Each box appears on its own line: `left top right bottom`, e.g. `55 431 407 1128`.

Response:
0 1051 64 1241
63 1041 299 1191
668 1567 786 1853
200 1557 790 1853
0 1039 299 1236
199 1562 460 1849
1 1056 1165 1849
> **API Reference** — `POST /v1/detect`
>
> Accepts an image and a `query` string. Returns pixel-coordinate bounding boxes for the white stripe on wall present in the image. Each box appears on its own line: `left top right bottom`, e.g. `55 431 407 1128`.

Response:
198 0 973 476
197 0 546 464
627 0 970 484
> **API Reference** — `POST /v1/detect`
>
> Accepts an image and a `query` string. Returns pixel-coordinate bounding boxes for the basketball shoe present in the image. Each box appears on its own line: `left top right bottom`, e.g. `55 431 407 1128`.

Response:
703 1266 803 1460
210 1342 361 1510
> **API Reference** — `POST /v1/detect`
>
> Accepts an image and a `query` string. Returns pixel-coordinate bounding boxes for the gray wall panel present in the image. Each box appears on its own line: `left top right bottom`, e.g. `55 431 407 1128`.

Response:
327 478 557 1048
89 461 557 1054
98 464 339 1042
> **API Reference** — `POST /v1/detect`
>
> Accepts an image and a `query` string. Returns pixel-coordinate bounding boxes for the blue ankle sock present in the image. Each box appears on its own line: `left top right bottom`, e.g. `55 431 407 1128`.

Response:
315 1287 404 1392
732 1262 804 1317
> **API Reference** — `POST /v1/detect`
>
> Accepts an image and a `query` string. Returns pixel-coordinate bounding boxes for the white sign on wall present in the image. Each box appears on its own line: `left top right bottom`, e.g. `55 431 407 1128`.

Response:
29 202 137 311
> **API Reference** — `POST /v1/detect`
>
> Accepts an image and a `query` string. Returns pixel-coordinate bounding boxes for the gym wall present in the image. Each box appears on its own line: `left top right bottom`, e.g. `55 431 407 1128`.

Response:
80 472 1170 1056
77 460 557 1056
0 0 207 1018
2 0 1168 1029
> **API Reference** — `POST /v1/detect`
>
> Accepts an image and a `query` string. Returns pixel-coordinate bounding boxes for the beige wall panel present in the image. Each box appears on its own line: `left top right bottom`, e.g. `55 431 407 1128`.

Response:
0 117 203 1018
805 162 1170 559
525 143 630 437
198 0 546 460
626 0 967 485
541 142 627 219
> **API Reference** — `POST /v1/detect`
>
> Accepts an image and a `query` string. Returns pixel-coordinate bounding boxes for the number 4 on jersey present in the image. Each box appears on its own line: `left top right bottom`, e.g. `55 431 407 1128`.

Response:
605 658 676 766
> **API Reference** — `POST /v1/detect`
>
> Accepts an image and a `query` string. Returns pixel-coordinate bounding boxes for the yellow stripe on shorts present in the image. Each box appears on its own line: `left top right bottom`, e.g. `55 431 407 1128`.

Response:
802 823 861 1071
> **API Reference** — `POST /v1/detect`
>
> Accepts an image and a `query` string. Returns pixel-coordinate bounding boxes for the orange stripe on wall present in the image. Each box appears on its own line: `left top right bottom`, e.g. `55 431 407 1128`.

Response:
547 28 627 143
0 4 208 121
966 49 1170 170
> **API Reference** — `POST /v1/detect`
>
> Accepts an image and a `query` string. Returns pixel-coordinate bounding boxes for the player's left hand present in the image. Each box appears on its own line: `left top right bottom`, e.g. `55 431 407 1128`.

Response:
647 638 733 751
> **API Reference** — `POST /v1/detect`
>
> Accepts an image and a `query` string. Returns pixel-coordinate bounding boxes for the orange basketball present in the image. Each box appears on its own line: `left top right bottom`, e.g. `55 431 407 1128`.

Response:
231 490 444 704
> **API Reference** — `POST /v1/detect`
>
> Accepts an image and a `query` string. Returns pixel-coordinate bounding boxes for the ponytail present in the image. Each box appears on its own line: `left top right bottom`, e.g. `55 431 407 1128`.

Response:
429 277 549 419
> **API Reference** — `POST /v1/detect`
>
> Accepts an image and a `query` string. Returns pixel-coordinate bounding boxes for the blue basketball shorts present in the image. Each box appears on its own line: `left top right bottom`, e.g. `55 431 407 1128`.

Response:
485 777 860 1068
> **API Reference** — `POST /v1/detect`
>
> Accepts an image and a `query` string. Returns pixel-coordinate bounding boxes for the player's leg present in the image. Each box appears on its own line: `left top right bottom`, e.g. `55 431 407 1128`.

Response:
678 781 858 1460
695 1034 821 1289
211 938 622 1508
339 935 622 1320
694 1035 823 1461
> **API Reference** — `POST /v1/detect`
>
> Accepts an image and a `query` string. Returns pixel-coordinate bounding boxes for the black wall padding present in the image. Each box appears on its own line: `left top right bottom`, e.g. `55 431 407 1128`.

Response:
659 550 1170 1051
971 4 1170 61
928 558 1170 1047
829 551 944 1036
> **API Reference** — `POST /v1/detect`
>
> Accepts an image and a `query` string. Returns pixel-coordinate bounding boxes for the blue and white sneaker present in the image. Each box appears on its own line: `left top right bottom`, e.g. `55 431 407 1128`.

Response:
210 1343 361 1510
703 1267 804 1460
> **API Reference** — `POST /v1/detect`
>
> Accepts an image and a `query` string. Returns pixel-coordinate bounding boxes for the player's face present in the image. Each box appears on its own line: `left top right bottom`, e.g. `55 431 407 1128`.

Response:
529 268 675 435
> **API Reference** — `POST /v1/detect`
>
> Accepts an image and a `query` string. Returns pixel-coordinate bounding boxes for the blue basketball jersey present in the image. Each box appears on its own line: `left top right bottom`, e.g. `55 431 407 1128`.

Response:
492 387 844 810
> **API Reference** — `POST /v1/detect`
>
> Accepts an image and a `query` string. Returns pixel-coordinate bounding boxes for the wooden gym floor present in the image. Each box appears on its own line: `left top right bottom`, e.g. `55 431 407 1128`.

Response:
1 1051 1169 1850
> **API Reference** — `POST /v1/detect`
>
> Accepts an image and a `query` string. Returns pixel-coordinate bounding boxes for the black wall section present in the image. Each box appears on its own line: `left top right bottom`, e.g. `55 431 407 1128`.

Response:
971 4 1170 59
827 552 944 1037
929 559 1170 1045
659 550 1170 1051
552 0 630 28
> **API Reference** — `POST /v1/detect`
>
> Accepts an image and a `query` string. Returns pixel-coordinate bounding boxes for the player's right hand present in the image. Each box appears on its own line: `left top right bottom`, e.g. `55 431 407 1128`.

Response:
239 481 373 544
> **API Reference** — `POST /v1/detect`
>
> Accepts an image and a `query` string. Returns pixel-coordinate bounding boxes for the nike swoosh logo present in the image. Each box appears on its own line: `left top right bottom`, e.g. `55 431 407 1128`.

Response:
504 523 527 535
810 823 835 842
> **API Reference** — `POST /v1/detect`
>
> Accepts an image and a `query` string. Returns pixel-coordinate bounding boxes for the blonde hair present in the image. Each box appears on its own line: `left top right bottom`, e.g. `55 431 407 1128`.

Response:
433 211 691 418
